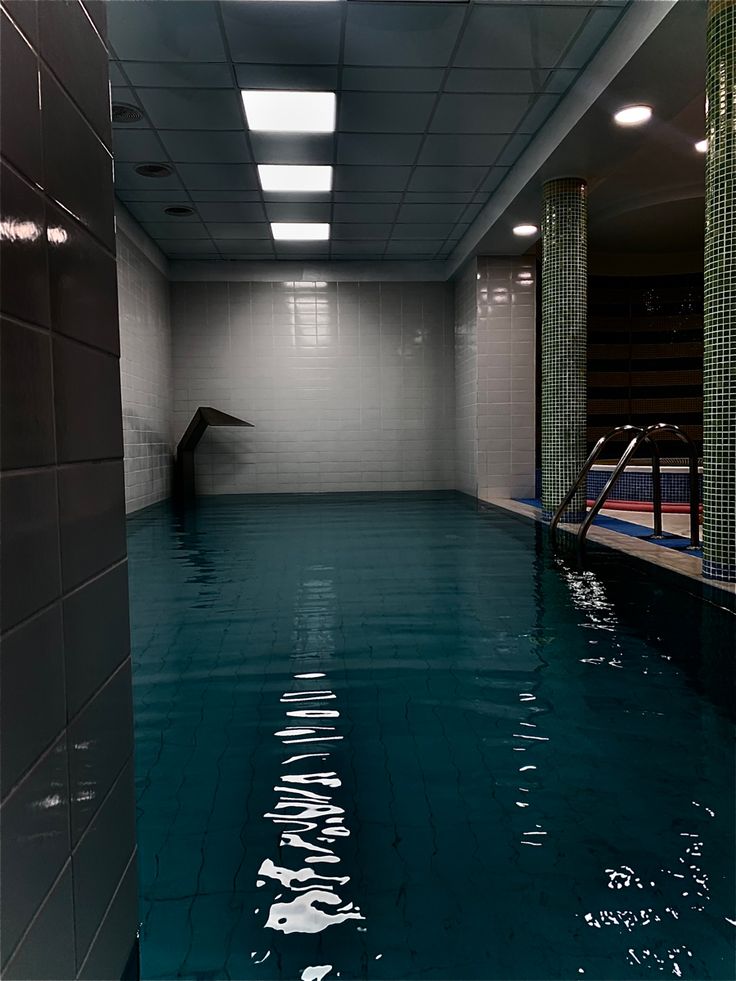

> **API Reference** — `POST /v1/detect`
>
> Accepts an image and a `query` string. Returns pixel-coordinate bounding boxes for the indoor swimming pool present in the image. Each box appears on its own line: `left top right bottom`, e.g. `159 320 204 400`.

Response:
126 493 735 981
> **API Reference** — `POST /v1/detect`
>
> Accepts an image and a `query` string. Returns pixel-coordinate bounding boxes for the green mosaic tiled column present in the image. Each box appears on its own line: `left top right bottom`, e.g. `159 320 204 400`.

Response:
541 178 588 521
703 0 736 581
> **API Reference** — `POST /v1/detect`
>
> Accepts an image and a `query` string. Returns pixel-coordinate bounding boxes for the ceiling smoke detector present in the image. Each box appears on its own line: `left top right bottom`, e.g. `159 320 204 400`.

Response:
112 102 143 124
135 163 174 179
164 206 194 217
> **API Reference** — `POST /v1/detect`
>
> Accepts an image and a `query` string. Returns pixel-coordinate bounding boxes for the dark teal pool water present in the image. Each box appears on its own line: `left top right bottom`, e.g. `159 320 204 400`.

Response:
126 493 735 981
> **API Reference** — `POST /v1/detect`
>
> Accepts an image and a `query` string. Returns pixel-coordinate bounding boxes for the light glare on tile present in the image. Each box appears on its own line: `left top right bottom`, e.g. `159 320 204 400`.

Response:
695 139 708 153
242 90 336 133
258 165 332 193
613 104 652 126
271 222 330 241
513 223 538 237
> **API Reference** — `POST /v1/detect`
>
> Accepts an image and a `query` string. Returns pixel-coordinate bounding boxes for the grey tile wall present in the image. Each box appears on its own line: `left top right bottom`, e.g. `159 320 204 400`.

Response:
476 256 536 501
454 260 479 495
171 280 455 494
117 223 174 512
453 257 536 501
0 2 138 977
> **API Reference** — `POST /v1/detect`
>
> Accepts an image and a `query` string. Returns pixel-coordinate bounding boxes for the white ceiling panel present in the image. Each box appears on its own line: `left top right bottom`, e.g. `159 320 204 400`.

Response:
332 224 395 241
342 67 445 92
175 164 259 190
122 62 233 88
398 201 468 223
250 134 334 166
141 221 210 239
235 64 339 91
108 1 226 62
344 3 466 67
265 202 333 223
112 129 163 163
337 134 422 166
222 2 343 65
196 202 266 222
206 223 272 239
335 167 412 193
418 134 507 166
333 202 400 223
454 4 589 69
408 167 487 192
159 131 251 164
136 89 243 130
339 93 436 133
430 93 533 133
124 202 202 224
108 0 630 262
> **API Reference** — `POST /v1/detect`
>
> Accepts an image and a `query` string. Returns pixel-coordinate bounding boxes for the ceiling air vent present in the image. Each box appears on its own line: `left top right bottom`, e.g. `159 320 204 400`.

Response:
164 206 194 217
112 102 142 124
135 163 174 179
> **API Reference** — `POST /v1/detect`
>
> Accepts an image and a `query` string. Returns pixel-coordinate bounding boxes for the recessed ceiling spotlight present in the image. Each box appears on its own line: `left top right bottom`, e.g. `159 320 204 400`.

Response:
164 206 194 217
112 102 143 124
613 104 652 126
135 163 174 178
271 222 330 241
242 90 336 133
695 139 708 153
513 223 538 236
258 164 332 193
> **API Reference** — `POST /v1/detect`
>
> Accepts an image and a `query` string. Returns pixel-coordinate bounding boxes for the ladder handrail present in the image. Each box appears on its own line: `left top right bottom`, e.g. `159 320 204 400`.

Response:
549 425 646 538
550 421 700 550
641 423 700 548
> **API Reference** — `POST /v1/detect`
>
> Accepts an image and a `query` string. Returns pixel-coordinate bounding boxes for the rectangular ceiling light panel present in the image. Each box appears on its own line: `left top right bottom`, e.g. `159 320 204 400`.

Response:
242 90 337 133
258 164 333 193
271 222 330 241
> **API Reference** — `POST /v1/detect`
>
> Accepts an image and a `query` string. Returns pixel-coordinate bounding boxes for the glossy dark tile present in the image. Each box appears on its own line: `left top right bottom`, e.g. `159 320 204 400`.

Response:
63 562 130 719
72 758 136 970
1 863 75 981
38 0 111 149
69 660 134 844
41 69 115 251
0 162 49 327
0 0 38 46
78 855 138 981
0 604 65 800
0 10 42 184
0 317 54 469
81 0 107 39
0 470 60 632
53 336 123 463
47 204 120 355
0 736 70 966
57 461 126 590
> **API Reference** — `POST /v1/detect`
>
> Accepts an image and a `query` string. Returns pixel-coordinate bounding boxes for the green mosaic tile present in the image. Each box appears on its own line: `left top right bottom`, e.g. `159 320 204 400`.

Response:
541 177 588 522
703 0 736 581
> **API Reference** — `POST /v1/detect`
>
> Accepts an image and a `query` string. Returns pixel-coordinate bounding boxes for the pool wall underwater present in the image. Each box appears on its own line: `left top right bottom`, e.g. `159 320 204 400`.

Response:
127 491 735 981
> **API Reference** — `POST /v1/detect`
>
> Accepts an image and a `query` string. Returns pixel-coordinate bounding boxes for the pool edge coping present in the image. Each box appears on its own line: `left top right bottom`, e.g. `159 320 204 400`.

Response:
482 496 736 604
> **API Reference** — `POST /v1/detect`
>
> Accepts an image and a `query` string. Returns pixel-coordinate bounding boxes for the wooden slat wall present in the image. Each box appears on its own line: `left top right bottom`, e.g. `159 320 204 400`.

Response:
587 274 703 459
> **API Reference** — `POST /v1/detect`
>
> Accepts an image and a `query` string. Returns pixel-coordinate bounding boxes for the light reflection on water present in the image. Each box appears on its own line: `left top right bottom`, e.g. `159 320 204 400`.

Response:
127 494 736 980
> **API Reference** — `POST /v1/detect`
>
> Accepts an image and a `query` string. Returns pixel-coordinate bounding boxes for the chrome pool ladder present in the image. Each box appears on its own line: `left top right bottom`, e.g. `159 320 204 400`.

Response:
549 422 700 550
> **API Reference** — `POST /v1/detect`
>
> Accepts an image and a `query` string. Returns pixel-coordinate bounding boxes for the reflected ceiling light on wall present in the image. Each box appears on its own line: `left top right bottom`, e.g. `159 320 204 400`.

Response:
258 164 332 193
512 223 538 236
613 104 652 126
271 222 330 241
242 90 336 133
695 139 708 153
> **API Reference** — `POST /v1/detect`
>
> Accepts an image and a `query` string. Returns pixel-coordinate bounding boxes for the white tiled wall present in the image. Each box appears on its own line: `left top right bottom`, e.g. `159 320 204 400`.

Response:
117 224 174 512
476 256 536 501
454 256 536 501
454 260 479 496
171 280 455 494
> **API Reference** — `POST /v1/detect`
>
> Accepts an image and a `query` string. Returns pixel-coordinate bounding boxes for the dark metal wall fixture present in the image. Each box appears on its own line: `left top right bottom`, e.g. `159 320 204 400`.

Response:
174 407 253 499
